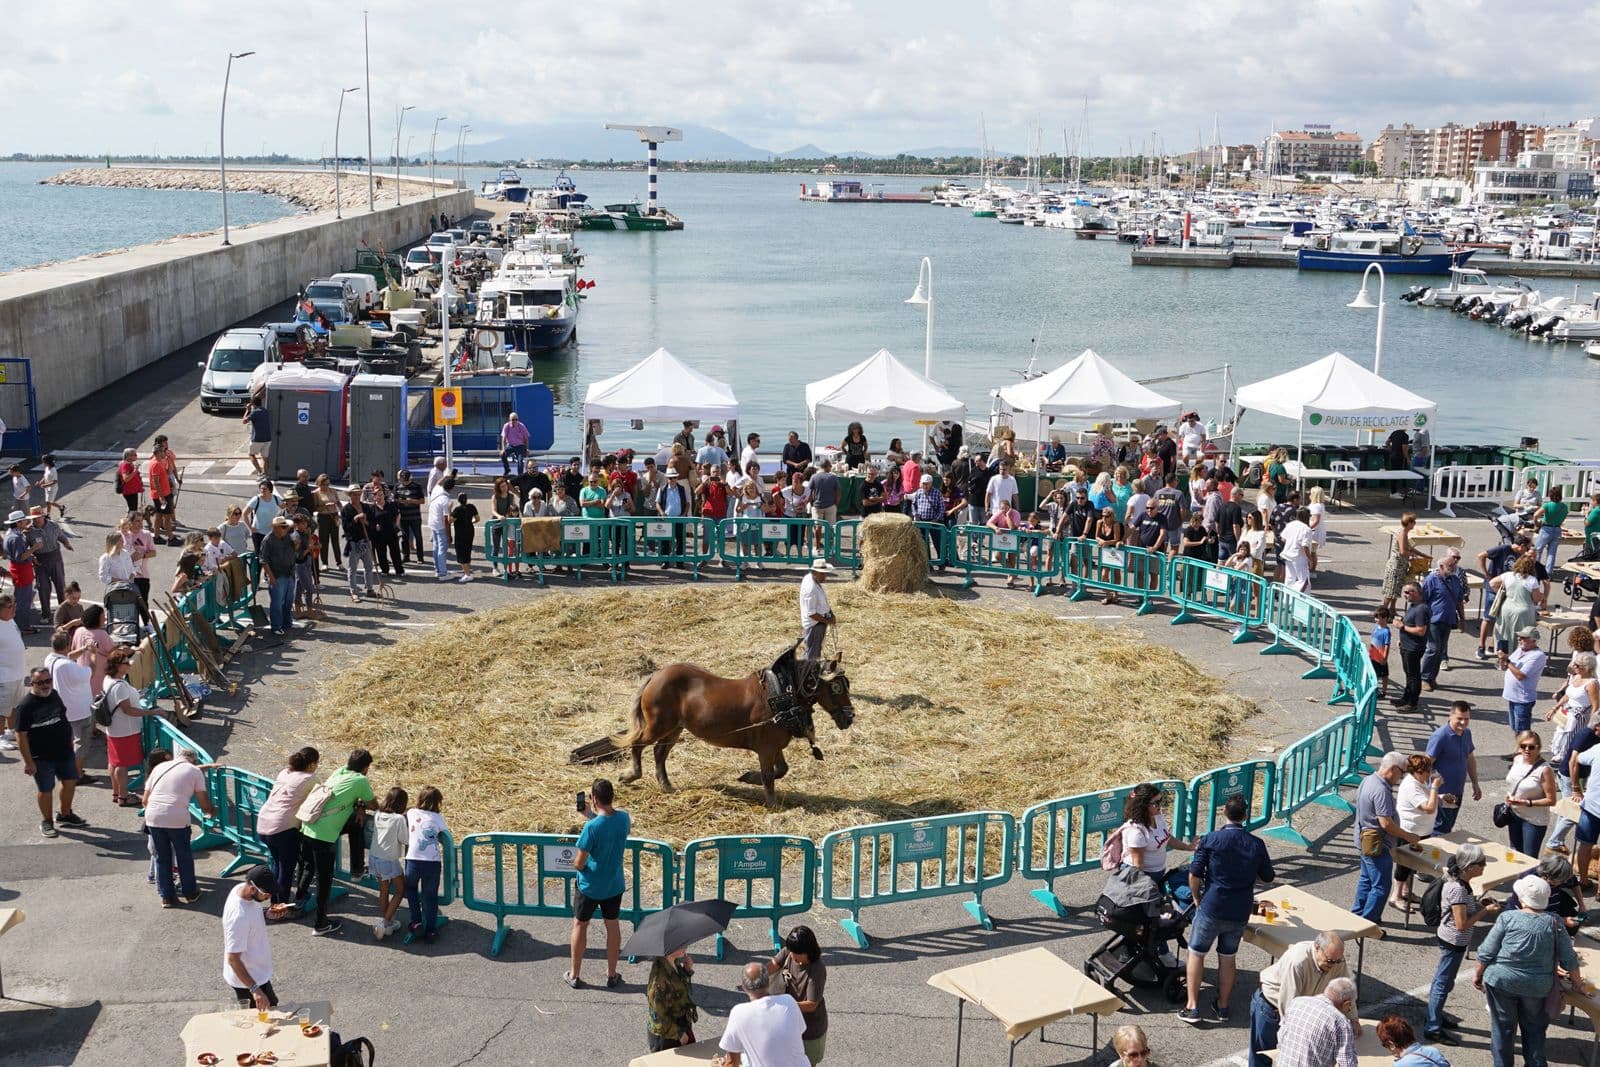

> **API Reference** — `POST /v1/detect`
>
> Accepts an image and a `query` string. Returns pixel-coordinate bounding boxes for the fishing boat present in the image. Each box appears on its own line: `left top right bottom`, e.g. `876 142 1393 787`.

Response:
474 268 581 353
479 168 529 203
524 171 589 212
1297 226 1474 274
1407 266 1531 308
579 201 684 231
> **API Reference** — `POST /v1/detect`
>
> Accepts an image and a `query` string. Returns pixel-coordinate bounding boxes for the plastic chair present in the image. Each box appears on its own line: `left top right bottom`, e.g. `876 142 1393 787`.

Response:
1329 460 1358 503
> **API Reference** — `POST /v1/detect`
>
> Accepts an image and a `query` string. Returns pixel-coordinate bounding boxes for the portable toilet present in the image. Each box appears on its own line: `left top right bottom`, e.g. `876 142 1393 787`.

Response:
264 366 349 482
348 374 409 481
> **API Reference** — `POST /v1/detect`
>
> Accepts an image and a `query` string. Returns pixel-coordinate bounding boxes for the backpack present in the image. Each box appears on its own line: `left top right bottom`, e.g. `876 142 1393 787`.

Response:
1419 875 1447 928
329 1032 375 1067
115 467 125 495
295 782 335 824
1099 823 1127 871
91 689 114 728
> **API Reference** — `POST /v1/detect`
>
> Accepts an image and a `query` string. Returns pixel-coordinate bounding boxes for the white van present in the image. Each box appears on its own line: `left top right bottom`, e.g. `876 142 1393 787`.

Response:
330 271 380 312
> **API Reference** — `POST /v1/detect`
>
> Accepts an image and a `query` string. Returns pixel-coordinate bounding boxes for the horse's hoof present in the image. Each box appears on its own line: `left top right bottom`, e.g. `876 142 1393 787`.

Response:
736 770 764 785
658 783 676 794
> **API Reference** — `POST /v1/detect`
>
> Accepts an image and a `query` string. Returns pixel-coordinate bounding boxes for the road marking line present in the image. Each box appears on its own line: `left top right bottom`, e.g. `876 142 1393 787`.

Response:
226 460 258 478
81 461 117 474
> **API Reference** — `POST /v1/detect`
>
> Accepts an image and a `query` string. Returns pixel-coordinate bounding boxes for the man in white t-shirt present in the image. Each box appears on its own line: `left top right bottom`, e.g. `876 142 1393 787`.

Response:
0 596 27 751
715 962 809 1067
740 432 763 476
45 630 95 780
223 866 291 1009
799 560 835 661
427 476 453 580
984 460 1019 515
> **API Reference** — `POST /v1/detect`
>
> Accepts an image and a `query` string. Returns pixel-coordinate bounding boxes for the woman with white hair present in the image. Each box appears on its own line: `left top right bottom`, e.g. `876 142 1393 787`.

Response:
1425 842 1498 1043
1473 873 1582 1066
1545 649 1598 857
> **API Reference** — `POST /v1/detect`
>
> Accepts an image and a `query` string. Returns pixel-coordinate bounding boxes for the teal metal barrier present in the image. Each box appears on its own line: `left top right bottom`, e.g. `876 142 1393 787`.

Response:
457 832 677 957
831 518 863 571
205 765 274 875
624 516 719 578
397 828 460 944
721 517 826 578
1258 584 1339 679
1169 557 1268 642
557 517 632 583
1185 761 1277 836
946 524 1052 594
1065 538 1168 614
681 835 816 959
1261 715 1359 846
482 517 523 580
1327 615 1371 708
1017 781 1188 917
818 812 1015 947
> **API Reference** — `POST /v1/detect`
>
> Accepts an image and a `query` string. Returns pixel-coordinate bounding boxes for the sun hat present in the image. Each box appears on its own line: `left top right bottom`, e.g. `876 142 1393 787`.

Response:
666 469 680 478
1513 873 1549 911
808 559 837 575
920 473 933 484
1516 625 1542 641
6 511 26 524
270 515 292 527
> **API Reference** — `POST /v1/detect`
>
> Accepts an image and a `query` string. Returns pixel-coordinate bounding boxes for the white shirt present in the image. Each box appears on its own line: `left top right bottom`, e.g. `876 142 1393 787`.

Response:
98 551 136 586
202 540 235 573
1122 814 1171 873
45 652 93 723
720 994 810 1067
740 446 761 473
985 474 1019 511
103 677 143 738
799 574 830 629
1396 775 1434 835
221 884 273 989
427 491 451 531
426 465 448 498
1240 529 1267 561
0 618 25 682
406 808 449 862
1279 519 1312 560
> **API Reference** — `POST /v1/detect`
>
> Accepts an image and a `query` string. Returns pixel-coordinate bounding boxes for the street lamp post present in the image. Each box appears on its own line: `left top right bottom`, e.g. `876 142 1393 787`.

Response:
334 86 361 219
218 50 254 246
394 104 415 206
1346 262 1387 376
430 116 447 199
904 256 934 377
456 124 471 188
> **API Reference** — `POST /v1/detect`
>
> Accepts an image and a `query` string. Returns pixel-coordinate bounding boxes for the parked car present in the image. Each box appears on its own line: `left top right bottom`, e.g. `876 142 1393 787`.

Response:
446 227 469 246
404 246 441 278
266 322 324 362
199 327 279 413
330 271 380 312
303 277 359 320
469 220 494 241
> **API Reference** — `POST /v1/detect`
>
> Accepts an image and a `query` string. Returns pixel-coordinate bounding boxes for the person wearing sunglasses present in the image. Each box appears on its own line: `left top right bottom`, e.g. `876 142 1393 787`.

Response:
1112 1024 1151 1065
1250 931 1358 1067
14 665 86 838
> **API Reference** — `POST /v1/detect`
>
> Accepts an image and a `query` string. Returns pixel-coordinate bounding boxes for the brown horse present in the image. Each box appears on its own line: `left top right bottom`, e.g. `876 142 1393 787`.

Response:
575 653 855 806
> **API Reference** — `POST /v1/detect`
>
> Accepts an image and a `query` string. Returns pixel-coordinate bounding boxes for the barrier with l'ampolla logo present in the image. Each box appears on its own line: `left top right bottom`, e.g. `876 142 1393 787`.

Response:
457 832 677 957
681 835 816 959
624 516 720 577
1065 539 1168 614
1018 781 1188 918
1168 556 1269 641
1261 715 1361 847
1185 761 1278 837
721 517 828 578
818 812 1015 948
1259 583 1340 680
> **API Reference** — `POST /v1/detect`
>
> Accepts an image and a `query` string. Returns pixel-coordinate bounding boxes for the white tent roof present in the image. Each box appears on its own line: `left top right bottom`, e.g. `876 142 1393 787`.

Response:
996 348 1181 420
581 347 739 422
804 348 965 424
1234 351 1436 425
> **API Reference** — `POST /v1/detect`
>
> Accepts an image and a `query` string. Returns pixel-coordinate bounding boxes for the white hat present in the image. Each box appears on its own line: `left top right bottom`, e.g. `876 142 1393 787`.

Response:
665 469 680 478
6 511 26 524
920 473 933 484
1513 873 1549 910
809 559 837 575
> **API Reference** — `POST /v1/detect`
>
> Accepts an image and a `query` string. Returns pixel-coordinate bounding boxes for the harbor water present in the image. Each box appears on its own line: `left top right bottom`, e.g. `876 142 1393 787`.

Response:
8 162 1599 456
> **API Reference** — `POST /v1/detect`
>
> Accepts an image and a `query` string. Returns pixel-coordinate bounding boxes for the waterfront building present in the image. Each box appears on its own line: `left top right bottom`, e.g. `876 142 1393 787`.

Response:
1472 149 1596 206
1263 130 1364 175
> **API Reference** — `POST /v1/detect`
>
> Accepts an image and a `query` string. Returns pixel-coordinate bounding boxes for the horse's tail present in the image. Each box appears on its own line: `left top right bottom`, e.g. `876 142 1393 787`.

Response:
568 681 648 765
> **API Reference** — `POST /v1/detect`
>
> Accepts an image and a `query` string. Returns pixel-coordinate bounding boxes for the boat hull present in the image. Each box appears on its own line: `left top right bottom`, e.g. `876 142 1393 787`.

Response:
499 318 577 352
1297 248 1474 275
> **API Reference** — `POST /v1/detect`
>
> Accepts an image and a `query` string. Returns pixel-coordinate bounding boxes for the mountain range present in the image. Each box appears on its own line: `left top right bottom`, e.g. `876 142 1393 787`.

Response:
469 122 997 161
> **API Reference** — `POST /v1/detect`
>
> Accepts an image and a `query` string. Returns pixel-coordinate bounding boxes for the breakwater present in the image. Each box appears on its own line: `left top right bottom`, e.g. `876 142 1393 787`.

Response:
0 188 472 427
43 165 440 215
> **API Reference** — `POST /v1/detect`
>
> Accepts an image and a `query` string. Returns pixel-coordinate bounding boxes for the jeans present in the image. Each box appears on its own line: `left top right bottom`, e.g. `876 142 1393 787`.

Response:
501 444 527 477
406 858 442 935
316 513 342 566
149 824 197 902
1426 941 1467 1035
1484 983 1549 1067
1505 812 1547 857
1507 700 1535 739
1550 769 1576 848
1247 988 1279 1067
293 561 316 611
431 528 450 577
303 836 337 927
1433 804 1461 835
261 827 302 904
1535 523 1562 573
13 582 35 630
267 575 294 633
346 539 375 594
400 517 423 562
1351 849 1394 924
1422 620 1455 683
1398 646 1424 705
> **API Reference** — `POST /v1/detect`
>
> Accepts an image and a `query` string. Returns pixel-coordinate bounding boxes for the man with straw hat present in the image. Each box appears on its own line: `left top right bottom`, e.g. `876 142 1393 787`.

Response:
799 560 836 661
4 509 39 634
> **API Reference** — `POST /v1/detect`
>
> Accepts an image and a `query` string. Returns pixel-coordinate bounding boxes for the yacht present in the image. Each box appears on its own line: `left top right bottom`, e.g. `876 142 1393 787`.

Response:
1297 226 1473 274
478 168 528 203
1408 267 1532 308
474 252 582 353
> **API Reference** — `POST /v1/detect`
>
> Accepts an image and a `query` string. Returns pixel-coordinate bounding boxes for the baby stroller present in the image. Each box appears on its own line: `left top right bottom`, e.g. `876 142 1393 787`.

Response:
1085 866 1193 1003
104 582 146 647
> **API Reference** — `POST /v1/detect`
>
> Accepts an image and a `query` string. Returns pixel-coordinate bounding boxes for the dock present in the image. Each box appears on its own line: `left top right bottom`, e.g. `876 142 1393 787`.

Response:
1130 247 1298 269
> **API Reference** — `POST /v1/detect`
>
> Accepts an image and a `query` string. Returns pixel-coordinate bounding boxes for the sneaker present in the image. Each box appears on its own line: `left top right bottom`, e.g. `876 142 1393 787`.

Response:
1440 661 1452 672
55 811 88 827
605 973 623 989
1177 1007 1204 1026
1474 647 1489 661
312 920 343 937
40 819 58 838
563 971 584 989
1212 999 1231 1022
458 573 474 583
386 918 403 935
1422 681 1437 692
0 731 18 751
179 890 204 905
351 593 362 603
373 920 390 940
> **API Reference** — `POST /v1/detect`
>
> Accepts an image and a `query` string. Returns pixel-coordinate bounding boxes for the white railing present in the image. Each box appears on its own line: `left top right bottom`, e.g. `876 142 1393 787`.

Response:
1524 464 1600 504
1430 464 1519 517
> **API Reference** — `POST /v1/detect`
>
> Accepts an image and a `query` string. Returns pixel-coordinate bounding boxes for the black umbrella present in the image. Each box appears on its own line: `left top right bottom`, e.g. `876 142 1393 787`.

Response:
622 898 738 958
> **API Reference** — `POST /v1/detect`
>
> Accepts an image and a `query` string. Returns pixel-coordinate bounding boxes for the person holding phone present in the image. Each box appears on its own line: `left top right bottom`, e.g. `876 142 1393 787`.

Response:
566 779 631 989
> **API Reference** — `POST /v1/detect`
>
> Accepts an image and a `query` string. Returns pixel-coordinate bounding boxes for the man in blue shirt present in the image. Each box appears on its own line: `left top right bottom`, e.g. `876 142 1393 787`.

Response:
1420 551 1468 689
1181 795 1275 1026
566 778 631 989
1425 701 1482 834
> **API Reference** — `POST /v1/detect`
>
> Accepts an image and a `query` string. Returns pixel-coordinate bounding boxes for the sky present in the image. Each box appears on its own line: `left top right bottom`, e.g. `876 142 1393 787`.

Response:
6 0 1598 158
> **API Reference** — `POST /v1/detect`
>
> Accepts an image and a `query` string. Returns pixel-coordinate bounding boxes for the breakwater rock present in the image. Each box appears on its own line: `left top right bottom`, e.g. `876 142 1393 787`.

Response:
43 166 443 214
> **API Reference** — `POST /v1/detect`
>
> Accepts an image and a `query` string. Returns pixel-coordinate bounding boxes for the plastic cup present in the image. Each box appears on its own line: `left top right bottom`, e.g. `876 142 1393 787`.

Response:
258 1009 270 1025
1281 899 1292 910
1505 851 1516 862
1265 910 1277 924
1430 847 1442 860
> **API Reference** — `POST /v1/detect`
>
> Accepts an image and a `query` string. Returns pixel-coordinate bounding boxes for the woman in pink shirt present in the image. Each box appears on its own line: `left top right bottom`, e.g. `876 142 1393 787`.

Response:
120 512 158 607
70 604 113 695
987 501 1023 585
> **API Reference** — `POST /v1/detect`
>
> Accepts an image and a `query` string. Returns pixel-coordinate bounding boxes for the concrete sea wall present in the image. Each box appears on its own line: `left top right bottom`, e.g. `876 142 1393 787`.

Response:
0 189 473 427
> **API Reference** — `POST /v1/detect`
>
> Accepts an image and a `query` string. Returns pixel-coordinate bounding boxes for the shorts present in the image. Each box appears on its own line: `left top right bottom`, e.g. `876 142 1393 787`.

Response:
369 855 405 882
153 494 174 516
1186 910 1246 955
230 980 278 1008
70 717 95 753
811 505 837 523
574 890 622 922
1370 658 1389 680
0 677 23 715
31 755 79 793
249 441 270 458
1578 808 1600 846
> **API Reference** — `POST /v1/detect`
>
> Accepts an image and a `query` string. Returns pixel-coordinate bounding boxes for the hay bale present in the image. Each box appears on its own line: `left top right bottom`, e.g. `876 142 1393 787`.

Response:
858 513 928 593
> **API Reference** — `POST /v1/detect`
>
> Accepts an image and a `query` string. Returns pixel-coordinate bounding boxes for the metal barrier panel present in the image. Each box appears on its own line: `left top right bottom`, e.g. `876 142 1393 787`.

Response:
1523 464 1600 504
1017 781 1188 917
721 517 826 578
946 524 1053 594
625 516 719 578
818 812 1015 947
1261 714 1360 847
1258 584 1339 679
1185 761 1277 837
1065 538 1169 615
481 517 522 579
1169 557 1269 642
831 518 863 571
1429 464 1520 518
206 766 275 875
458 832 676 957
681 835 816 959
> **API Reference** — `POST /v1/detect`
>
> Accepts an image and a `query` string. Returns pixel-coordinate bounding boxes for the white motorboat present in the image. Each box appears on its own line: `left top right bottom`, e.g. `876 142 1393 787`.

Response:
1408 267 1532 308
1550 294 1600 340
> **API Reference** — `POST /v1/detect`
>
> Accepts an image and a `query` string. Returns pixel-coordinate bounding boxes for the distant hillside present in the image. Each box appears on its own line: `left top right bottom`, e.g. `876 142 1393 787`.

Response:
472 123 774 162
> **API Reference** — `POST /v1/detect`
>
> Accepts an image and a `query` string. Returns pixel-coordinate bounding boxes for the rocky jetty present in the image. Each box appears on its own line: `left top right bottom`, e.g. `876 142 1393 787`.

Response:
43 166 442 214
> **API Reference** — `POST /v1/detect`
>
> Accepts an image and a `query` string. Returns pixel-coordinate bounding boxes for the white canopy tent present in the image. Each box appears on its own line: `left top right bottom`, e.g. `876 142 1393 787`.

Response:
1232 351 1438 487
581 347 739 467
803 347 965 449
994 348 1183 448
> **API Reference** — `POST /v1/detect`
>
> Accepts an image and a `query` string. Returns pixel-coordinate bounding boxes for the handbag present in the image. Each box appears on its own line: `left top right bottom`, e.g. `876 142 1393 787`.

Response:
1487 586 1505 620
1492 760 1542 829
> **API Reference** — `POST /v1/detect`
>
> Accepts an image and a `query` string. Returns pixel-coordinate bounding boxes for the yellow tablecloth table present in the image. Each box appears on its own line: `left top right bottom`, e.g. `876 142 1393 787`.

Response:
927 946 1124 1066
179 1002 333 1067
628 1039 724 1066
1391 831 1536 898
1561 945 1600 1067
0 908 22 999
1264 1018 1391 1065
1242 885 1383 979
